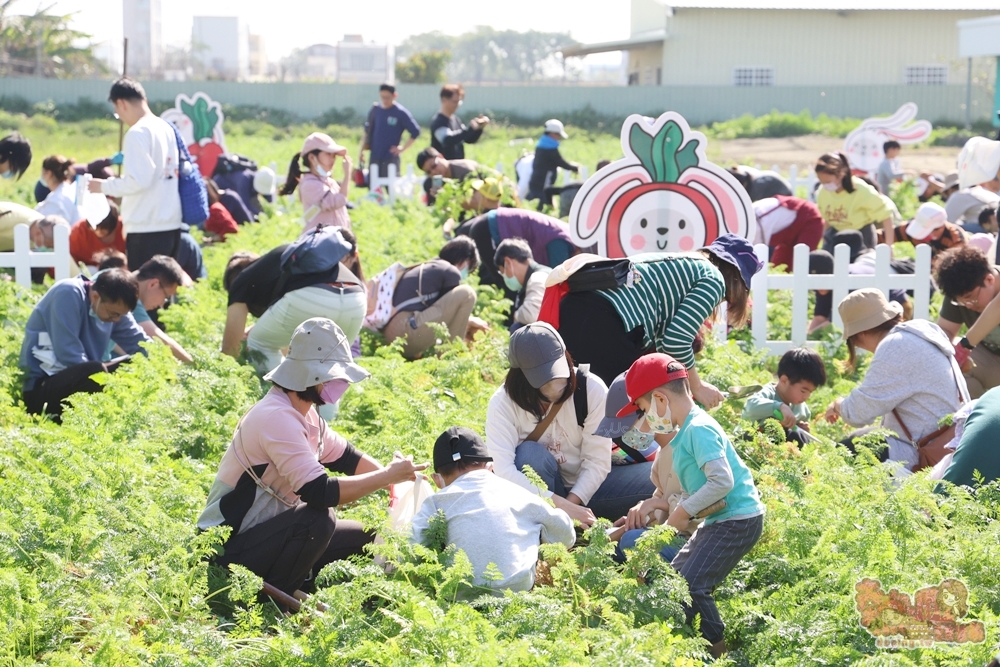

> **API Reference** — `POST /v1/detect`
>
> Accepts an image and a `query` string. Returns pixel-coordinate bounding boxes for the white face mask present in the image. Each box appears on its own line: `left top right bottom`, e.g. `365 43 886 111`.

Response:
643 393 675 434
822 181 840 192
315 164 330 179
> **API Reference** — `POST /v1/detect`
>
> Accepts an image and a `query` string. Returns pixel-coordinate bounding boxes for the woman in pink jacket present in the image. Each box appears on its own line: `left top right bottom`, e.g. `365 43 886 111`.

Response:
281 132 353 232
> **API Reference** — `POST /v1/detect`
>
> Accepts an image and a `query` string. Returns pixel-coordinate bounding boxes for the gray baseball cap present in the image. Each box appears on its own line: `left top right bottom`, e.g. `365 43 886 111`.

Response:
508 322 570 388
263 318 370 391
594 372 639 438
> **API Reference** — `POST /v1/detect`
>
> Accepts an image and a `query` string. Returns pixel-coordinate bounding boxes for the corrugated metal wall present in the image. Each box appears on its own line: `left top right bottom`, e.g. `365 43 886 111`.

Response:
0 77 993 125
662 9 999 86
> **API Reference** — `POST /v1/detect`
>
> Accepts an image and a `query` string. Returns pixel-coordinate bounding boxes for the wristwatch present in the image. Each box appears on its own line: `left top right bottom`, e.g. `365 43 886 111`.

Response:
959 336 974 350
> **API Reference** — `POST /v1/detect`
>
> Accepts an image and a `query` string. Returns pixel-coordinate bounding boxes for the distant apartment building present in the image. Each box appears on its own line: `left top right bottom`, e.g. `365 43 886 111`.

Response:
192 16 249 80
336 35 394 84
122 0 162 76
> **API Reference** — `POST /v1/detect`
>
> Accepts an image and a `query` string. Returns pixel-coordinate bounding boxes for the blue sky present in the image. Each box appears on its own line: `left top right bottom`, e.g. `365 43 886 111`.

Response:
24 0 631 65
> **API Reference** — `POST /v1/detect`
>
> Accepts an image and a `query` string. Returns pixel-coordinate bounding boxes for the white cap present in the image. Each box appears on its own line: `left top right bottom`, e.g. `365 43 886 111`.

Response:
544 119 568 139
253 167 277 196
957 137 1000 190
905 202 948 241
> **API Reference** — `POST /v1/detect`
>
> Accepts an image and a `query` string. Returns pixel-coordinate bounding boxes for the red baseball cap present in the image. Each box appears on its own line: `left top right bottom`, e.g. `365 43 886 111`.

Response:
616 353 688 417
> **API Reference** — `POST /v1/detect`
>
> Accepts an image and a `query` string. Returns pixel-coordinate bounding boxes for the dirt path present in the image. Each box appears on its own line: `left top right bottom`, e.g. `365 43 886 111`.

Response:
709 134 961 176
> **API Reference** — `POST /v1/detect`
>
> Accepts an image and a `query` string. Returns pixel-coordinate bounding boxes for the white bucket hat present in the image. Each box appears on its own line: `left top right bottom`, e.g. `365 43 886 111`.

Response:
957 137 1000 190
263 318 369 391
253 167 277 196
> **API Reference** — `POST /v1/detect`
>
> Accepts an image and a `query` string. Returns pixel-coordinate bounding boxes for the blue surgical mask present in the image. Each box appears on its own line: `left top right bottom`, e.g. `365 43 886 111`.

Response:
315 164 330 179
502 271 523 292
622 426 655 450
459 267 469 280
1 170 14 180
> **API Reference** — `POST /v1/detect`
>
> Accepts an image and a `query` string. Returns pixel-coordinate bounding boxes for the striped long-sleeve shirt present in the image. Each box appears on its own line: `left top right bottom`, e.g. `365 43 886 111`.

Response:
597 254 725 368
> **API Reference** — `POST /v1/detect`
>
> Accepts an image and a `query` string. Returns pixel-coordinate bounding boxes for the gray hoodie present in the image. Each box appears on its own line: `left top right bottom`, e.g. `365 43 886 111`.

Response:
841 320 969 443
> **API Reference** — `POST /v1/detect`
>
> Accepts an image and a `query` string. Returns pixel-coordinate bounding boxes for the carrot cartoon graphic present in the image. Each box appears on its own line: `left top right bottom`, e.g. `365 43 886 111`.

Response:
570 112 752 259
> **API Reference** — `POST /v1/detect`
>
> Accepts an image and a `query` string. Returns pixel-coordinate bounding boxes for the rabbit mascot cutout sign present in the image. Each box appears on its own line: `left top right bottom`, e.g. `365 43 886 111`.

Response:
569 112 752 258
843 103 932 175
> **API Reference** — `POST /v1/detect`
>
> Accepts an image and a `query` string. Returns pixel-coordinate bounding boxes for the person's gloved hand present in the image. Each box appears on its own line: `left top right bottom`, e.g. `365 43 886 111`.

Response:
110 152 124 166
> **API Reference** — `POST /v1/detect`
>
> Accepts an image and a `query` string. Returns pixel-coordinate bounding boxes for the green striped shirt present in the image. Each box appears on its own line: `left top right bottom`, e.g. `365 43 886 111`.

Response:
597 254 725 368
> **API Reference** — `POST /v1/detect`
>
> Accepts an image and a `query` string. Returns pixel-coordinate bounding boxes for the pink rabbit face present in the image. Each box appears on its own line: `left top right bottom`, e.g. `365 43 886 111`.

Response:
618 190 706 253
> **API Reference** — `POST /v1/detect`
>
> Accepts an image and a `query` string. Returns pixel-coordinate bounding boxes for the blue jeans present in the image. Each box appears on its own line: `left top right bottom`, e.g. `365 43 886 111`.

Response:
513 441 656 520
614 528 684 563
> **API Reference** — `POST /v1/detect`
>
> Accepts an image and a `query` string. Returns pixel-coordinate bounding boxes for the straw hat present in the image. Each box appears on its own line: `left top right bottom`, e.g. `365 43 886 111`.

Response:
838 288 903 340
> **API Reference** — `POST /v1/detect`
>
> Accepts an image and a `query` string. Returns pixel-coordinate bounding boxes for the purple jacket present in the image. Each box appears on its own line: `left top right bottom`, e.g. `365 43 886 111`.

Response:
494 209 573 266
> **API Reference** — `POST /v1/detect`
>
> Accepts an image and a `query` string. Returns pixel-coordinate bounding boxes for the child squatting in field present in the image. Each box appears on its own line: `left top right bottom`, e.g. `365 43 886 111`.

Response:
615 353 766 659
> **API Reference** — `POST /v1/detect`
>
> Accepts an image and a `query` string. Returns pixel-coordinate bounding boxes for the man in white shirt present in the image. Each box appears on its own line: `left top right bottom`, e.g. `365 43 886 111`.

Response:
89 78 181 271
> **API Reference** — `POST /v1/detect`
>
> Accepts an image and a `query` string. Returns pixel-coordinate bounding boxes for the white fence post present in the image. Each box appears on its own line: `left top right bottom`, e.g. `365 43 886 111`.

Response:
0 223 71 287
750 242 932 356
578 166 589 181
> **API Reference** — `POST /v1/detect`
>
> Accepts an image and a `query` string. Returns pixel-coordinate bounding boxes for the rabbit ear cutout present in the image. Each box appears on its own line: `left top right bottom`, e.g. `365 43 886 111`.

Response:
881 120 932 144
570 163 650 246
862 103 918 130
680 170 750 238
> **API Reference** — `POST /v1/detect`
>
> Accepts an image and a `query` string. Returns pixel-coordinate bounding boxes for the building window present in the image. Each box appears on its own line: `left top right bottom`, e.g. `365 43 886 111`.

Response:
904 65 947 85
656 67 661 85
348 53 375 71
733 67 774 87
627 72 639 86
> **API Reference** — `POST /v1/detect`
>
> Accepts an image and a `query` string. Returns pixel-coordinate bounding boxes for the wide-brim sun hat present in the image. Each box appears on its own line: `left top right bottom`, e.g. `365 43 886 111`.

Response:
301 132 347 157
838 288 903 340
905 202 947 241
508 322 570 389
471 177 503 202
263 318 369 391
957 137 1000 190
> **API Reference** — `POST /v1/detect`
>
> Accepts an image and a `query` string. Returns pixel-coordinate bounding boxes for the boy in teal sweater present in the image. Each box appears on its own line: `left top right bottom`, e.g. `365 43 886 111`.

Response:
742 347 826 446
618 353 765 659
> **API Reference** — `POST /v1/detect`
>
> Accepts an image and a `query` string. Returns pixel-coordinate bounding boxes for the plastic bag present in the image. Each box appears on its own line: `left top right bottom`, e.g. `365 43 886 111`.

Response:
387 474 434 531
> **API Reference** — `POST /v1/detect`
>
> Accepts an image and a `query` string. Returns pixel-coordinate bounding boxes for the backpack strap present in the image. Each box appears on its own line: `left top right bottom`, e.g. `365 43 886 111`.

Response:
573 365 590 429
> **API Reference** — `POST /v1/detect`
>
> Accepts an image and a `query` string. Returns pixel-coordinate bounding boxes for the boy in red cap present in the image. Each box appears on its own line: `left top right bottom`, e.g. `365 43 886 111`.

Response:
617 353 765 658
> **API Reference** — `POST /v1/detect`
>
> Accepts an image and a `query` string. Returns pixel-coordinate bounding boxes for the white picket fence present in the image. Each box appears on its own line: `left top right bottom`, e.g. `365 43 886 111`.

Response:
368 164 425 205
0 223 71 287
749 242 933 355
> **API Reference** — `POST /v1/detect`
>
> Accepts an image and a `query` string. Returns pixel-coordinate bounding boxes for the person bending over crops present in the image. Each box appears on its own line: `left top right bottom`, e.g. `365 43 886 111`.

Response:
824 288 968 472
454 194 577 291
280 132 352 233
411 426 575 592
485 322 656 528
377 236 487 359
198 318 427 602
19 268 151 421
549 234 762 407
221 227 367 381
493 238 551 330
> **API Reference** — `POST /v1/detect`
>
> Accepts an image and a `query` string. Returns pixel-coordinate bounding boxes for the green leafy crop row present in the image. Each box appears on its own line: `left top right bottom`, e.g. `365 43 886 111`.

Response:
0 123 996 665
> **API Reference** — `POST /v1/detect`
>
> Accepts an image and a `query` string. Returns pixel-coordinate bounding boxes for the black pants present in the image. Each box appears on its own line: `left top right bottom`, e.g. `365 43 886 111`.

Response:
822 224 875 252
126 229 182 271
557 291 648 385
23 359 122 421
839 426 890 461
215 504 374 596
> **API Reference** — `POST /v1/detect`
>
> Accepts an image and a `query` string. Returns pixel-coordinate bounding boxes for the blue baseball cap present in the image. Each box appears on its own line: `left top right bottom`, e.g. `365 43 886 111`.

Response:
702 234 763 289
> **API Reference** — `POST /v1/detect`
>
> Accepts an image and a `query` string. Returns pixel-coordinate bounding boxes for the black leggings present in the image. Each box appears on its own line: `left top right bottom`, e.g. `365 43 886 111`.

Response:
456 217 502 289
215 504 374 596
556 291 649 385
